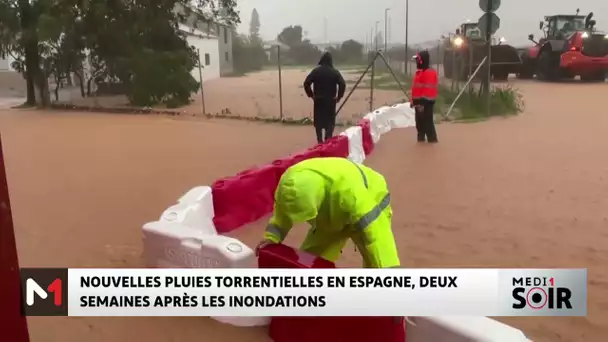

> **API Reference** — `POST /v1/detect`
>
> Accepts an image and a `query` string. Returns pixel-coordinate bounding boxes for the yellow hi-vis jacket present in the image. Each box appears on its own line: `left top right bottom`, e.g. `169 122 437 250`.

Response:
263 157 400 268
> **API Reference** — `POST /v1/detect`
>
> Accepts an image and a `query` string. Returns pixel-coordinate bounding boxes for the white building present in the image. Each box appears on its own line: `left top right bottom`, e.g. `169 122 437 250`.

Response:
179 23 221 83
0 55 17 72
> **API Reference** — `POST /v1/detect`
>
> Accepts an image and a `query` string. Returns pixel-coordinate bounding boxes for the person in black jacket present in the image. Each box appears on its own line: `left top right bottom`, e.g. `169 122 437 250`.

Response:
303 52 346 143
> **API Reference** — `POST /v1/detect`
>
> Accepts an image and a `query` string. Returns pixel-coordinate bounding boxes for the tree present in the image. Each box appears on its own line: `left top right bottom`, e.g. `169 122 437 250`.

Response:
0 0 240 108
340 39 363 63
277 25 303 47
289 39 321 65
249 8 260 39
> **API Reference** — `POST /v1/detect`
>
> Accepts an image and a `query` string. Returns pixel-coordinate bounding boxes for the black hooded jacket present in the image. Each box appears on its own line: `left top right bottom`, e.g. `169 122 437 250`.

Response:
303 52 346 101
416 50 430 70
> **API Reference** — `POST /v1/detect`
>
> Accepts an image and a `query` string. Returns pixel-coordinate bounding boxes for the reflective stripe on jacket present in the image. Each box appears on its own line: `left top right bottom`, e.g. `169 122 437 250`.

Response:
263 157 400 268
411 68 438 103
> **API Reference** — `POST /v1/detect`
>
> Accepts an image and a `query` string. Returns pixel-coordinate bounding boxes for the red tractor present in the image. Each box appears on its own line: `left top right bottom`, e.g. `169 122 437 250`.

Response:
517 10 608 81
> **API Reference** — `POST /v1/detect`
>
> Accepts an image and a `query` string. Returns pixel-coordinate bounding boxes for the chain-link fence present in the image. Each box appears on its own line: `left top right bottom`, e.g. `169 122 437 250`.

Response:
45 8 492 122
52 46 413 124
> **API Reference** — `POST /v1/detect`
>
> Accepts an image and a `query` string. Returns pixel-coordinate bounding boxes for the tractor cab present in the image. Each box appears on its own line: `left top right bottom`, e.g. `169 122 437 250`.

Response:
529 10 608 58
541 15 586 40
460 22 483 40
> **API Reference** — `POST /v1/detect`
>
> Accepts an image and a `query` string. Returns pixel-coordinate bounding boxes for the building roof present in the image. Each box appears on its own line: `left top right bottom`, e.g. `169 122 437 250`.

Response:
178 23 220 40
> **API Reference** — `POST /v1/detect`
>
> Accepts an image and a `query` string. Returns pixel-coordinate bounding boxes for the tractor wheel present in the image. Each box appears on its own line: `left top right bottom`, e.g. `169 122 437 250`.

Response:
536 50 560 81
516 63 534 79
516 54 534 79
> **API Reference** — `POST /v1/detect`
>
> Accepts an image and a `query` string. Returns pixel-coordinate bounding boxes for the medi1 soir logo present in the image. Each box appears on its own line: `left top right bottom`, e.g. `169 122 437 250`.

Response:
498 269 587 316
512 276 571 310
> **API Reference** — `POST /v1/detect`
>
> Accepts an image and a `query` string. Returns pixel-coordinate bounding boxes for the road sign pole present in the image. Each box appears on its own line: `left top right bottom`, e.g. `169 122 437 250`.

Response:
479 0 501 116
485 0 493 116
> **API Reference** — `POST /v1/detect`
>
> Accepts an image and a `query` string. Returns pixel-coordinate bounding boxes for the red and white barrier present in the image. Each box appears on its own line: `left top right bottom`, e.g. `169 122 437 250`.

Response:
141 103 531 340
0 135 31 342
406 317 531 342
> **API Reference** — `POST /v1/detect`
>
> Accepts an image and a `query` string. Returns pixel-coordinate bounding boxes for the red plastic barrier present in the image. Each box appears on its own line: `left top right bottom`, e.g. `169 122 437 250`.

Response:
259 244 406 342
258 243 335 269
213 141 340 233
317 135 349 158
0 135 30 342
358 119 374 156
212 164 280 233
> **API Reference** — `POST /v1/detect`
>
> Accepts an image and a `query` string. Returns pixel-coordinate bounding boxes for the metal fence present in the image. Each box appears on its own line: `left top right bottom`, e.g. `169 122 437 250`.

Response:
52 48 414 125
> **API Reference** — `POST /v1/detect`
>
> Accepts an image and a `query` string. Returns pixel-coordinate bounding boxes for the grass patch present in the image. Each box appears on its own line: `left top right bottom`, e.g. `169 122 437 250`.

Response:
438 84 523 120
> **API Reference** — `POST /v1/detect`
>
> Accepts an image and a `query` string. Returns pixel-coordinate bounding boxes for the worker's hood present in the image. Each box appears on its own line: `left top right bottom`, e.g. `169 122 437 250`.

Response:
415 50 430 70
275 170 326 224
318 52 334 67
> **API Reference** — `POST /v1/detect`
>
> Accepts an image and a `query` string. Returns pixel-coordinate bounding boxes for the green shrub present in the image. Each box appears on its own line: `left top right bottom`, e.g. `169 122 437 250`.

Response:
439 85 523 120
127 48 199 107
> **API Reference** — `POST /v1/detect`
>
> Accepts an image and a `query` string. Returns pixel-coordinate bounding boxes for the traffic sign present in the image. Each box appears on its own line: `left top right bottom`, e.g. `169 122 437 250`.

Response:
478 12 500 37
479 0 501 13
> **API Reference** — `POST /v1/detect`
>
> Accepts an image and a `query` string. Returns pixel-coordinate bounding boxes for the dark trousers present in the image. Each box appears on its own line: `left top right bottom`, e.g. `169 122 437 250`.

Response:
313 98 336 143
415 103 438 142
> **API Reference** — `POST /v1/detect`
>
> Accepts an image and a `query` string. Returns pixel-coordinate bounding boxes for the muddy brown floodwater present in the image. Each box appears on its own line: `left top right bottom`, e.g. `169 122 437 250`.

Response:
1 78 607 342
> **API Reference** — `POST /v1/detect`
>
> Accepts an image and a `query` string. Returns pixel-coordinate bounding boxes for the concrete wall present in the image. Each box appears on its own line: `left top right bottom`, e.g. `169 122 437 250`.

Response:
0 56 25 97
0 55 16 72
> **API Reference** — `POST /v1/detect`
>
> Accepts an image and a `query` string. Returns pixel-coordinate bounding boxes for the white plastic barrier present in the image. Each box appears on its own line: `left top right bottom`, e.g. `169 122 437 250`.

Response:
363 103 416 143
340 125 365 164
159 186 216 235
406 317 532 342
140 102 533 335
143 186 270 327
142 220 270 326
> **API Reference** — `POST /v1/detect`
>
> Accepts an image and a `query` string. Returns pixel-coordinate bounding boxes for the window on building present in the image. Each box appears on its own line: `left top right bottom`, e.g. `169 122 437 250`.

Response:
205 53 210 66
217 24 221 36
224 27 228 43
225 52 229 61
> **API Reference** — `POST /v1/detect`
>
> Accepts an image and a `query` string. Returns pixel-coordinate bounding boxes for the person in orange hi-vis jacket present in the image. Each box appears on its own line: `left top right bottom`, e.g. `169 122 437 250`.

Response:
410 50 438 143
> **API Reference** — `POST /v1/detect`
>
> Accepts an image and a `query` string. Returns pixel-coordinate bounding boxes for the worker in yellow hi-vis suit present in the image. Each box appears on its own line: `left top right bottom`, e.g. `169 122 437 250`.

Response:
256 157 400 268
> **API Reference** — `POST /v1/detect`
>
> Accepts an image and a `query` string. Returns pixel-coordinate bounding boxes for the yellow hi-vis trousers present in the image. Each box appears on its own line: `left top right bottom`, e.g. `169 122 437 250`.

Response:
299 228 374 268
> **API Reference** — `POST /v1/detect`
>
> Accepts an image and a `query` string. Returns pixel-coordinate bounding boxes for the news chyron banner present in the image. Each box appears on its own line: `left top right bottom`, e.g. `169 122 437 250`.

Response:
20 268 587 317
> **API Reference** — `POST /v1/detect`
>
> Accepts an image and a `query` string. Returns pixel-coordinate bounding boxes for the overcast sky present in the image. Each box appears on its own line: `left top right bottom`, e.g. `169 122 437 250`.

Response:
236 0 608 46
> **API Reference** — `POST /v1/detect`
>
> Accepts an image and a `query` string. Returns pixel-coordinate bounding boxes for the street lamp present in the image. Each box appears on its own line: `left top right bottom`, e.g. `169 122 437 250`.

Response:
384 8 390 51
405 0 409 75
375 21 380 51
370 28 374 53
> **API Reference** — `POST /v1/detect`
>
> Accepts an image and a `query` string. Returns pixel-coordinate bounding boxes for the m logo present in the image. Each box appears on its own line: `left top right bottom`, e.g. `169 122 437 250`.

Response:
26 278 62 306
20 268 68 316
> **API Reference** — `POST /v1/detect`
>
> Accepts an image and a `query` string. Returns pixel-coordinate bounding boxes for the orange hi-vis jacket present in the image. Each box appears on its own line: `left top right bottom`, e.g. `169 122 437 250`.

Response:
410 68 438 105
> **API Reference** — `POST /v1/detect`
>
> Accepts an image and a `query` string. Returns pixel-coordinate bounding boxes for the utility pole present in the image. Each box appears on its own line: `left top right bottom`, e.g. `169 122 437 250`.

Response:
323 18 328 45
370 28 374 52
405 0 409 75
384 8 390 51
375 21 379 51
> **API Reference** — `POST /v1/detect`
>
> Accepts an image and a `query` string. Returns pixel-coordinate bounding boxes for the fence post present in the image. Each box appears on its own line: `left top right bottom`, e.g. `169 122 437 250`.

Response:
277 45 284 120
197 49 206 115
336 53 377 115
369 51 376 112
